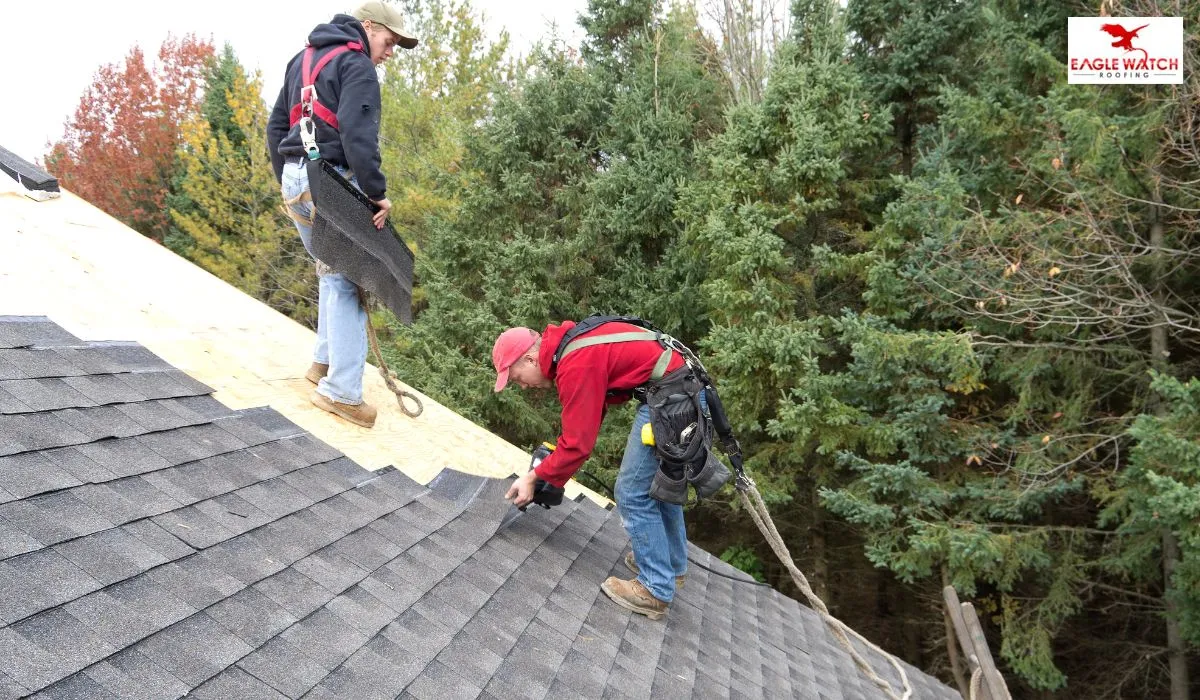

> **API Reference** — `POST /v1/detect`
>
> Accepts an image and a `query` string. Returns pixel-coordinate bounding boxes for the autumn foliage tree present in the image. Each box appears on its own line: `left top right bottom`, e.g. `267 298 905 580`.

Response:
45 35 213 242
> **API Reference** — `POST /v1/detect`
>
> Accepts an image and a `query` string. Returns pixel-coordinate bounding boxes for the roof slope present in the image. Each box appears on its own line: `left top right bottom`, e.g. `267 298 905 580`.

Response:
0 184 600 502
0 317 959 699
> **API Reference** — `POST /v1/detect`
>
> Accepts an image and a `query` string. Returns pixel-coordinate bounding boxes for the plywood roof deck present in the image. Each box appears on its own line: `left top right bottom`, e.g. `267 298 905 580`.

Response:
0 186 605 504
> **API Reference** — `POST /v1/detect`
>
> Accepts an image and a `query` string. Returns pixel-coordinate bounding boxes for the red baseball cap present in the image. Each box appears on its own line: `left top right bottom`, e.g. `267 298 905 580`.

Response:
492 327 538 392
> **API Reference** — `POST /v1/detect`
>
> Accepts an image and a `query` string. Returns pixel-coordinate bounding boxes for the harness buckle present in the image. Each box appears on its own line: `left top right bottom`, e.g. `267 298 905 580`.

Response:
299 85 316 118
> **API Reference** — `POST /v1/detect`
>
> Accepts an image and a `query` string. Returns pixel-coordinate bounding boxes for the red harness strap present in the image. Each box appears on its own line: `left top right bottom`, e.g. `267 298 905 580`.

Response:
288 42 363 130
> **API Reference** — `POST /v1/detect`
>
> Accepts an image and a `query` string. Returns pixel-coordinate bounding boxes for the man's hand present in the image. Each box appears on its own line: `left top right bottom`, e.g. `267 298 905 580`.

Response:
371 197 392 229
505 470 539 509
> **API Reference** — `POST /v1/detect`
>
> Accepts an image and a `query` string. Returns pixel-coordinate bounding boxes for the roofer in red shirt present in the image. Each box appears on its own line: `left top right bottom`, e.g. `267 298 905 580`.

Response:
494 316 731 620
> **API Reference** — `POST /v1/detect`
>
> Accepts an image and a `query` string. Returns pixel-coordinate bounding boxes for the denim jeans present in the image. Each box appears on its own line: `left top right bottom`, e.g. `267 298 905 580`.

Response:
615 402 688 603
281 160 368 405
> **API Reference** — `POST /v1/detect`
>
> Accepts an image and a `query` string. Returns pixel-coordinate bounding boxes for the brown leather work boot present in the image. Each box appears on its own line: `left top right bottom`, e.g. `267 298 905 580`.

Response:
305 362 329 384
625 551 684 589
310 390 377 428
601 577 668 621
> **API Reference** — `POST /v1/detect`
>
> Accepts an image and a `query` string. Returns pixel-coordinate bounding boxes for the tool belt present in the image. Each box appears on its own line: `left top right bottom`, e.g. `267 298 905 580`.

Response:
643 366 730 504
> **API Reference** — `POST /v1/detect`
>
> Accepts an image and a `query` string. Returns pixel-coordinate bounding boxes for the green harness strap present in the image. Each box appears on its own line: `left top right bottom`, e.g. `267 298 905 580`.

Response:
559 330 674 381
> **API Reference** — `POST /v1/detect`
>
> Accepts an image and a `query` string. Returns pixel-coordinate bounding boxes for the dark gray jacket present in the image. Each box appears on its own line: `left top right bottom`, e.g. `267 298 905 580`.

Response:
267 15 386 199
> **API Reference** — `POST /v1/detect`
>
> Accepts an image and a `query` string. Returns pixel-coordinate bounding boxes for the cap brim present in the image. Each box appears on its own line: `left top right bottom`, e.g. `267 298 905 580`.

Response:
493 368 510 393
398 35 418 49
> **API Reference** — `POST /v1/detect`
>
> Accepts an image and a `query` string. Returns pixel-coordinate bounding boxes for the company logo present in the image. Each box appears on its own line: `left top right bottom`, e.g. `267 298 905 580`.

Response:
1068 17 1183 84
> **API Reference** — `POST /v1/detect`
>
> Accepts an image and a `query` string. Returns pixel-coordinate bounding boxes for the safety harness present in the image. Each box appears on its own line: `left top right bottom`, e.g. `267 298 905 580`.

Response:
290 42 362 159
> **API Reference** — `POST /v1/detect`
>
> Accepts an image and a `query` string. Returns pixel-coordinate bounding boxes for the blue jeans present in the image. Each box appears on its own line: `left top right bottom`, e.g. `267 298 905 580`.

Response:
615 403 688 603
281 160 368 405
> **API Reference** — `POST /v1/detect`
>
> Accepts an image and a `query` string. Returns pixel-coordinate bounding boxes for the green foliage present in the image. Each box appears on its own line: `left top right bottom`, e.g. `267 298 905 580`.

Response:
394 2 729 479
719 544 767 582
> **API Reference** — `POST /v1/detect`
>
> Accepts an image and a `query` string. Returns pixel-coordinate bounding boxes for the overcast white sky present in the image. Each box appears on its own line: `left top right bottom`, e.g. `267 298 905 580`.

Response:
0 0 588 164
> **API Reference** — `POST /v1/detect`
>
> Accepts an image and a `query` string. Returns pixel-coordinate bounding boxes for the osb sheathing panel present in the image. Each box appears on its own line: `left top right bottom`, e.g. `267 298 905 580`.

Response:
0 188 607 504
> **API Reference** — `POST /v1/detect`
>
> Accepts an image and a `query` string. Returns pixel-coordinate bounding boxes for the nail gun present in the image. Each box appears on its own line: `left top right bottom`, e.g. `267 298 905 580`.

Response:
518 442 565 511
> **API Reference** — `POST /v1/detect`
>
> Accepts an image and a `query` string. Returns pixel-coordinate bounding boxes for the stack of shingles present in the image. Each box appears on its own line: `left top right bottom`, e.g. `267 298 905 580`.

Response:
0 316 957 699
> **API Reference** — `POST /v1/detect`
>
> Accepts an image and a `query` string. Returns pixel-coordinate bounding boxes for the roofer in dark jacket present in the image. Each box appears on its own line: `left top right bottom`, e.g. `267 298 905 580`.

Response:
494 320 690 620
267 1 417 429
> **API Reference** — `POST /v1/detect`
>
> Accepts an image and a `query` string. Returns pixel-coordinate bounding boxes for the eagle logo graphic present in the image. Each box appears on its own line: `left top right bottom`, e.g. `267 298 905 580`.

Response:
1100 23 1150 59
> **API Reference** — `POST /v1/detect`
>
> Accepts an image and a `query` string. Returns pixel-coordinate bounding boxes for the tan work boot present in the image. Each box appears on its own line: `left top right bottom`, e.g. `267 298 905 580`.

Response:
601 576 668 621
310 390 377 428
305 362 329 384
624 551 684 589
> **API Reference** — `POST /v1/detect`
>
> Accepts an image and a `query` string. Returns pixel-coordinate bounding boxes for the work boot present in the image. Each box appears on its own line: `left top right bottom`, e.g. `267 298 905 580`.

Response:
305 362 329 384
310 390 377 428
601 577 668 621
625 551 685 589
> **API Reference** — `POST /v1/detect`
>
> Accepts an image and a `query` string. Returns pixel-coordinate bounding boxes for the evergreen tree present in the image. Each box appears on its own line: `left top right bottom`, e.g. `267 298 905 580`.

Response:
394 0 729 495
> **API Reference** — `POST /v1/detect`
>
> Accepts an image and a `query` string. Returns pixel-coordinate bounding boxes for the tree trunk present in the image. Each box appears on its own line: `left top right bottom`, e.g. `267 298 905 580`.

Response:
897 101 913 177
811 486 828 600
1150 196 1189 700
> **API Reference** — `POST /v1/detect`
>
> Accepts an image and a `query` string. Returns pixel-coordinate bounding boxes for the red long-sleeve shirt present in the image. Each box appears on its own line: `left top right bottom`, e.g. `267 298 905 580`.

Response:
532 321 685 488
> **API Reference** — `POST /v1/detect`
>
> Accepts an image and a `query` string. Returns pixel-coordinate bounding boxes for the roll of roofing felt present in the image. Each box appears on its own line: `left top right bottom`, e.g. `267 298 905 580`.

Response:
307 159 415 324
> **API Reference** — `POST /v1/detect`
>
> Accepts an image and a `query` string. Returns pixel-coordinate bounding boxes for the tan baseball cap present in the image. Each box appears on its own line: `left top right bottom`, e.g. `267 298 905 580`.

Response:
353 0 419 49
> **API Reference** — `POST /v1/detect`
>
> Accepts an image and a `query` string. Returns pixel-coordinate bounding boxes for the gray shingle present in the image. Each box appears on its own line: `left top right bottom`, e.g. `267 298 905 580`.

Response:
151 505 237 549
0 556 58 623
189 666 289 700
121 520 195 561
164 395 231 421
0 379 94 412
291 551 368 596
147 555 243 610
405 659 484 700
132 613 253 687
72 480 180 526
206 587 298 648
0 452 80 499
114 400 200 434
0 413 90 456
74 438 170 479
0 492 112 547
63 590 160 651
89 344 173 374
82 648 189 700
0 354 27 381
59 375 146 406
11 608 119 679
0 625 70 691
53 527 168 586
114 372 200 402
28 671 120 700
0 387 31 414
133 430 213 467
40 447 117 485
0 319 80 349
0 349 85 381
105 574 197 631
432 634 504 690
46 347 125 376
193 493 271 537
176 422 247 457
54 406 148 442
253 567 333 620
279 607 369 672
237 636 331 699
199 535 283 586
325 585 399 637
0 512 42 560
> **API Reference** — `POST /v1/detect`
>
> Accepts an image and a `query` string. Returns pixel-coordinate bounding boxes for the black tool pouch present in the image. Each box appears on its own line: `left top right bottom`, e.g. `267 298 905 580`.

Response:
645 368 729 504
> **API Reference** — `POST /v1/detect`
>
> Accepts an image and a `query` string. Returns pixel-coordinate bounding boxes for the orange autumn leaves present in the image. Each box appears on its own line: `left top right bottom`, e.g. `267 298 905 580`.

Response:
46 35 214 242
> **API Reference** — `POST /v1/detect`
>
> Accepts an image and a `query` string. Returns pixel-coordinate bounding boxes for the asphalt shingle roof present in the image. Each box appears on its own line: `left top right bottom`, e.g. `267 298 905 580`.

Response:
0 316 959 699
